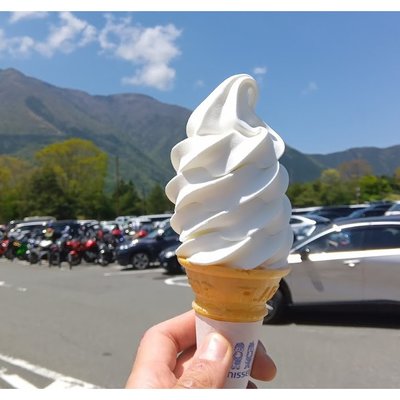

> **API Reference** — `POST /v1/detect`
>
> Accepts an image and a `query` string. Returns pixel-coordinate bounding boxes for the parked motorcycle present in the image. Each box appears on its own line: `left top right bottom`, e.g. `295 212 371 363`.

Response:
65 237 85 269
96 241 115 266
47 240 62 268
4 234 29 261
27 237 52 264
0 236 10 258
82 236 99 263
42 231 71 268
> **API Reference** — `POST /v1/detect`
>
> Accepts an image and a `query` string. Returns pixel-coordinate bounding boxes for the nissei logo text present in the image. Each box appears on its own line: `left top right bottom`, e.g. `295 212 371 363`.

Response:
227 370 250 379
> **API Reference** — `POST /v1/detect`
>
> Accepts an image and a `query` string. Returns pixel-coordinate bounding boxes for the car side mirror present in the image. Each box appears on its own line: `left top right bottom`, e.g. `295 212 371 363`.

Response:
156 229 164 240
300 247 310 261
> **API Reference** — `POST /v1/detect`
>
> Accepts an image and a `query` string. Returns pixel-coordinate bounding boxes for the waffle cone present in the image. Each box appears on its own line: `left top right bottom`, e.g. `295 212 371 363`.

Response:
178 257 290 323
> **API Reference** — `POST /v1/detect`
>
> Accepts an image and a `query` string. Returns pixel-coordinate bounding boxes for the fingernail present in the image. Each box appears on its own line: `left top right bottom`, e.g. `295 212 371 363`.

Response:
198 333 229 362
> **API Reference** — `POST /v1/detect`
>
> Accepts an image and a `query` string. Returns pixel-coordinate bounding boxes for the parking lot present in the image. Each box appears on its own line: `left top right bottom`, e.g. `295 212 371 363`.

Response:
1 258 399 389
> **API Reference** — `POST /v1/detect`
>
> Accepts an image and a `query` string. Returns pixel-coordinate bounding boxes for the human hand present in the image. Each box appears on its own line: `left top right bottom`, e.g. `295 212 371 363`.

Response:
125 310 276 389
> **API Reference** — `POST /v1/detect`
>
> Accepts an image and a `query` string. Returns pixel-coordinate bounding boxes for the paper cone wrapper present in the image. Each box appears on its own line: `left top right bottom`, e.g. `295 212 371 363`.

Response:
178 257 290 388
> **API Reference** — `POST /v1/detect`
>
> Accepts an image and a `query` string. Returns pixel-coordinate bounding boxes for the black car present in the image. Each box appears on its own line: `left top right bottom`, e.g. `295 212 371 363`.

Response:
305 205 366 221
46 220 82 236
116 224 180 270
334 202 394 222
158 243 185 275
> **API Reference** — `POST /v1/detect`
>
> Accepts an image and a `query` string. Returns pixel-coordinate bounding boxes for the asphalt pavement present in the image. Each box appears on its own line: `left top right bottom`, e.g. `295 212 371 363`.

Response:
1 258 399 389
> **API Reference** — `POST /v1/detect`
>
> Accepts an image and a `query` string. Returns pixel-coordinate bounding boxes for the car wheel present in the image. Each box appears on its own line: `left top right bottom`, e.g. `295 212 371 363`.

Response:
171 259 185 274
264 288 286 324
131 252 150 270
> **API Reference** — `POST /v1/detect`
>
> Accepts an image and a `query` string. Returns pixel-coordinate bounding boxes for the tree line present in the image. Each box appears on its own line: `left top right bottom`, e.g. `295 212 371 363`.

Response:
1 138 399 224
288 159 400 207
0 138 173 224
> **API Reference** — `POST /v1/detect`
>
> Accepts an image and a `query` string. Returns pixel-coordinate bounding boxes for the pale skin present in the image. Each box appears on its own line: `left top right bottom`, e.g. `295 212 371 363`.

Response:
126 310 277 389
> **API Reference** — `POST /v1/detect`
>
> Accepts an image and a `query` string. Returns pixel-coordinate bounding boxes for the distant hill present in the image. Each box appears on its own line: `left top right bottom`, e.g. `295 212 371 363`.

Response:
0 67 191 191
310 145 400 177
0 68 398 191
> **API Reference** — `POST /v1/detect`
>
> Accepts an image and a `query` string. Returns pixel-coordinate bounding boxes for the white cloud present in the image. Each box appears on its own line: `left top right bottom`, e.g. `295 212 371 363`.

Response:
253 66 267 75
0 12 182 91
35 12 97 57
0 28 35 57
0 30 7 53
122 64 176 91
0 12 96 58
9 12 48 24
302 81 318 95
9 36 35 57
99 14 182 90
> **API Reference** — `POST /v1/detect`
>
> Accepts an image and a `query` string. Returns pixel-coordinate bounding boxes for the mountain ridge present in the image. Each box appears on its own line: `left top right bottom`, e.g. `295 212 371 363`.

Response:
0 67 398 191
310 145 400 177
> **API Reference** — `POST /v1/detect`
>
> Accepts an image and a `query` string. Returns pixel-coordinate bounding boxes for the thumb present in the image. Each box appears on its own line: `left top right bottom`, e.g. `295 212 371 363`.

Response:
174 332 233 389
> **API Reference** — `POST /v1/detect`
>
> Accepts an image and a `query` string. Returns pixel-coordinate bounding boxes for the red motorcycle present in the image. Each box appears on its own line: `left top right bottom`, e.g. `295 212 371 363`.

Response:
0 236 10 257
82 237 99 263
66 237 85 268
65 235 99 268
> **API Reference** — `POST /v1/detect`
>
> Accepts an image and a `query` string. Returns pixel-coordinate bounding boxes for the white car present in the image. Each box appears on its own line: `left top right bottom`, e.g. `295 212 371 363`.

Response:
265 216 400 323
100 220 118 231
9 221 48 237
290 214 330 242
385 201 400 216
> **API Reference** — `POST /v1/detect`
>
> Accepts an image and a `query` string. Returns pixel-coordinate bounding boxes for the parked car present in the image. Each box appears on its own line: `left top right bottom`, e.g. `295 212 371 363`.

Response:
100 220 118 231
305 204 366 221
264 216 400 323
141 214 173 226
116 223 179 270
23 216 55 223
291 206 322 216
385 201 400 216
159 243 185 275
290 214 331 242
8 221 48 238
46 219 82 236
335 202 393 222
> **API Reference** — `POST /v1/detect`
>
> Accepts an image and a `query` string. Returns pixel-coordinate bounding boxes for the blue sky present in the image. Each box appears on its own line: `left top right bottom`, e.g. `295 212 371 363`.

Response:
0 10 399 155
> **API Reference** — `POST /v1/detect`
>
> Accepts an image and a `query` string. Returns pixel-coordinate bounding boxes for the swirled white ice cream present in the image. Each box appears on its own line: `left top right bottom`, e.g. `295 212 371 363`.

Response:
165 74 293 270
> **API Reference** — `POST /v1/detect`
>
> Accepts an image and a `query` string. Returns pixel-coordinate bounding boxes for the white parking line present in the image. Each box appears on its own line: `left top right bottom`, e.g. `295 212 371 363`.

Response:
0 281 27 292
0 368 37 389
0 353 99 389
164 276 190 287
44 377 95 389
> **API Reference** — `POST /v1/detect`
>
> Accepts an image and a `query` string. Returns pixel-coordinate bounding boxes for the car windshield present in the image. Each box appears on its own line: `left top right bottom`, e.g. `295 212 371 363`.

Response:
147 228 162 238
297 228 359 253
347 209 366 218
295 223 400 254
389 203 400 211
15 224 45 232
293 223 333 247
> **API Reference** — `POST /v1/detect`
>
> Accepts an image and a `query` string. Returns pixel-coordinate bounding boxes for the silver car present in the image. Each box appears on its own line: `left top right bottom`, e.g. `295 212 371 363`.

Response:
290 214 330 242
385 201 400 216
265 216 400 323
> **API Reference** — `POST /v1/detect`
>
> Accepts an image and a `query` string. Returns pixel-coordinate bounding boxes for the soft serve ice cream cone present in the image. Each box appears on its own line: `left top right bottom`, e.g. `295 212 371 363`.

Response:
165 74 293 388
